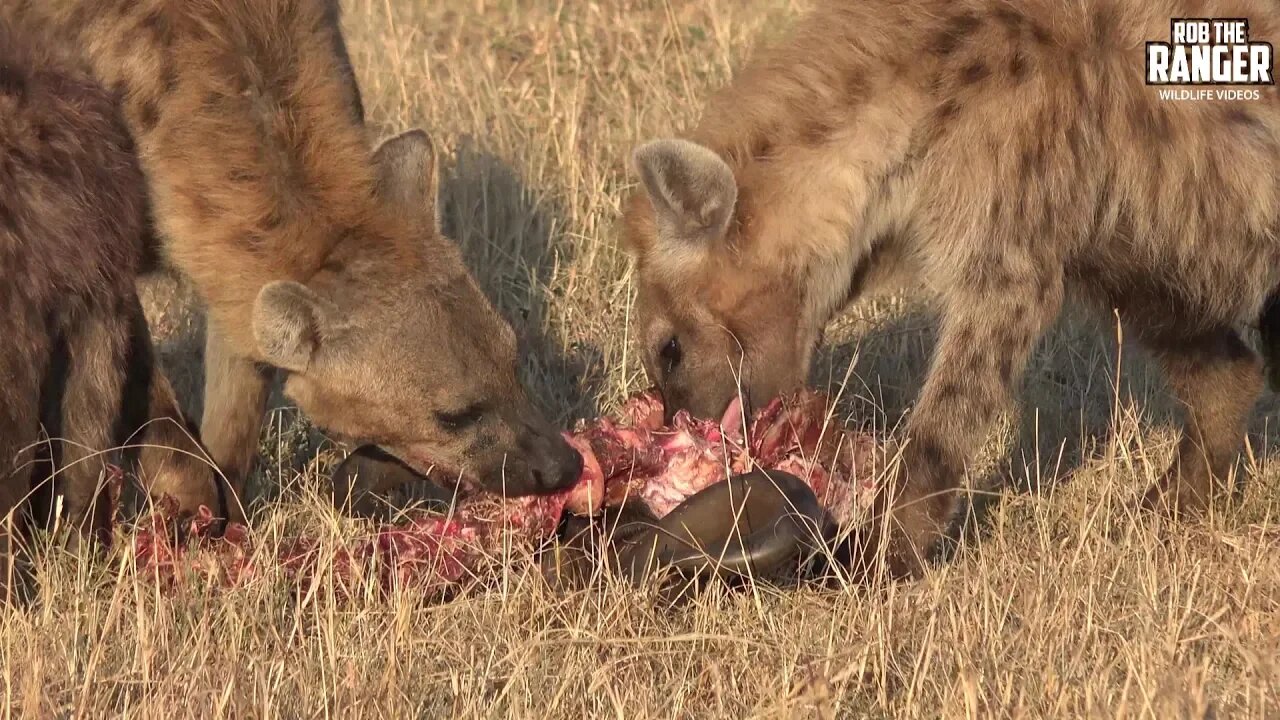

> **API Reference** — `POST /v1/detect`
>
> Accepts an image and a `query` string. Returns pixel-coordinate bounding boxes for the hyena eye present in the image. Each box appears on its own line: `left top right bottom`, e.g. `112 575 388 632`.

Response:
659 336 682 374
435 403 485 432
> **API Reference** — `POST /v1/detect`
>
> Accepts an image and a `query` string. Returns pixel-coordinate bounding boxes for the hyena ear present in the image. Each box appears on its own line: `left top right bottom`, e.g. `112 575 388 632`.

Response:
252 281 339 373
632 139 737 244
373 128 441 231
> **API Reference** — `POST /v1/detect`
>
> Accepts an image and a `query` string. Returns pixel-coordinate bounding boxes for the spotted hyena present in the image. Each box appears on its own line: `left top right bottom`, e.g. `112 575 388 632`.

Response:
3 0 583 522
0 22 213 598
622 0 1280 577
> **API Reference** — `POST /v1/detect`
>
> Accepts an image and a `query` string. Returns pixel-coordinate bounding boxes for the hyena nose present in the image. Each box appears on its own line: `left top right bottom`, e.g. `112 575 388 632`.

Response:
533 435 583 493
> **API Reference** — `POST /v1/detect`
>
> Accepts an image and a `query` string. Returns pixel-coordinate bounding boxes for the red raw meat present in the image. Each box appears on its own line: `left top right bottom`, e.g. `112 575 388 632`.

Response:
126 388 883 595
559 388 880 525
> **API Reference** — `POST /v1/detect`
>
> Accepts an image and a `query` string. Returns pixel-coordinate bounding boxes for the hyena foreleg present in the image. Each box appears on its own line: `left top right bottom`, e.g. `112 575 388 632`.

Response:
53 303 132 549
870 267 1065 579
0 319 46 603
200 328 269 524
122 299 226 519
1141 329 1262 515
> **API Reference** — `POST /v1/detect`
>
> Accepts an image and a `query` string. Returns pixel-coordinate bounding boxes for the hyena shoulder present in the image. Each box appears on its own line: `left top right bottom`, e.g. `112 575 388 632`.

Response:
630 0 1280 308
899 0 1280 334
2 0 373 348
0 28 144 307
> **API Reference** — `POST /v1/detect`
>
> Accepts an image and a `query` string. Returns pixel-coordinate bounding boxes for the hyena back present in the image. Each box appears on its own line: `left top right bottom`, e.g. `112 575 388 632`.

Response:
623 0 1280 576
3 0 583 521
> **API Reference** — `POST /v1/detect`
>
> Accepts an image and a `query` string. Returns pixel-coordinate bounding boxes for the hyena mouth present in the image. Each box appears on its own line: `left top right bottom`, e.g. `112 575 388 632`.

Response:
324 430 472 490
374 444 476 491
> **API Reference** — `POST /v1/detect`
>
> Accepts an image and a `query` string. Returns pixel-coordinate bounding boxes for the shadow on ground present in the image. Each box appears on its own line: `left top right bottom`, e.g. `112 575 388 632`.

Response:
437 136 606 423
812 299 1280 554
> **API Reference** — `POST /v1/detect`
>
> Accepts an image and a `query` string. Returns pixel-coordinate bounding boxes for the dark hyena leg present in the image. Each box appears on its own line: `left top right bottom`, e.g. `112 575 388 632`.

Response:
122 299 225 517
54 305 133 549
200 327 269 524
869 271 1065 579
0 329 44 603
1140 329 1262 515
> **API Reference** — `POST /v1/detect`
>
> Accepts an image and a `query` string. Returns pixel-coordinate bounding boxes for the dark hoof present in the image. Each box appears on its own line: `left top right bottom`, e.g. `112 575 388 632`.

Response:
609 469 835 585
540 505 659 590
1137 472 1217 521
829 526 927 586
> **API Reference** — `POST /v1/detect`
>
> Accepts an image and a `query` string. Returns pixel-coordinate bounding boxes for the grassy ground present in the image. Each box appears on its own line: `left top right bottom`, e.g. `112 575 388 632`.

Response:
5 1 1280 717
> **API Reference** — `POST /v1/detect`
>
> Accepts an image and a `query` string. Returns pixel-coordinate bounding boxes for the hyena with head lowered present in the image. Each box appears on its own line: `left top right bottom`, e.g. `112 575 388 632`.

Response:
623 0 1280 577
3 0 583 520
0 22 205 597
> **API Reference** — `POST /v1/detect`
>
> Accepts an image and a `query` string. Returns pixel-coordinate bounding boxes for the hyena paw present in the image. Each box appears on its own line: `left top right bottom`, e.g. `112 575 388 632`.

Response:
840 503 947 583
1138 466 1233 519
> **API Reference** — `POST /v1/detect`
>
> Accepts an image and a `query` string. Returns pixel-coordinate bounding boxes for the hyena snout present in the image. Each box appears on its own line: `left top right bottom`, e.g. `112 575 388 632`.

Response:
657 377 747 425
484 422 583 496
527 429 584 494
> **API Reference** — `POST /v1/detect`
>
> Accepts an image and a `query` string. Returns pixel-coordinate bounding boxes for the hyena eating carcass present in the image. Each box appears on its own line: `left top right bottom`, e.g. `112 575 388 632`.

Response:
0 24 212 599
622 0 1280 577
2 0 583 521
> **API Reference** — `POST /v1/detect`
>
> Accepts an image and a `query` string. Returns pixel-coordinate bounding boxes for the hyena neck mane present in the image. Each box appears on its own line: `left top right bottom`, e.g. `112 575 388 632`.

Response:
629 3 936 331
152 0 401 355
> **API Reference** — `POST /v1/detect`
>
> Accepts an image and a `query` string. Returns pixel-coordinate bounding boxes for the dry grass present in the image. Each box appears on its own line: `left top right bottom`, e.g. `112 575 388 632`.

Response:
5 1 1280 717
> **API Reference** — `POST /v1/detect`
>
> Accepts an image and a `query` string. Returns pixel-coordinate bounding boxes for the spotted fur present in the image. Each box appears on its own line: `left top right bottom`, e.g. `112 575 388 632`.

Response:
0 24 214 599
3 0 582 520
623 0 1280 577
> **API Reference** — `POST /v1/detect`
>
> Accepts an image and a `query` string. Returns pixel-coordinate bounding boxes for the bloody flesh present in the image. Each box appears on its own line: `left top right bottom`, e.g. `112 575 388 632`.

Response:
129 388 882 593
